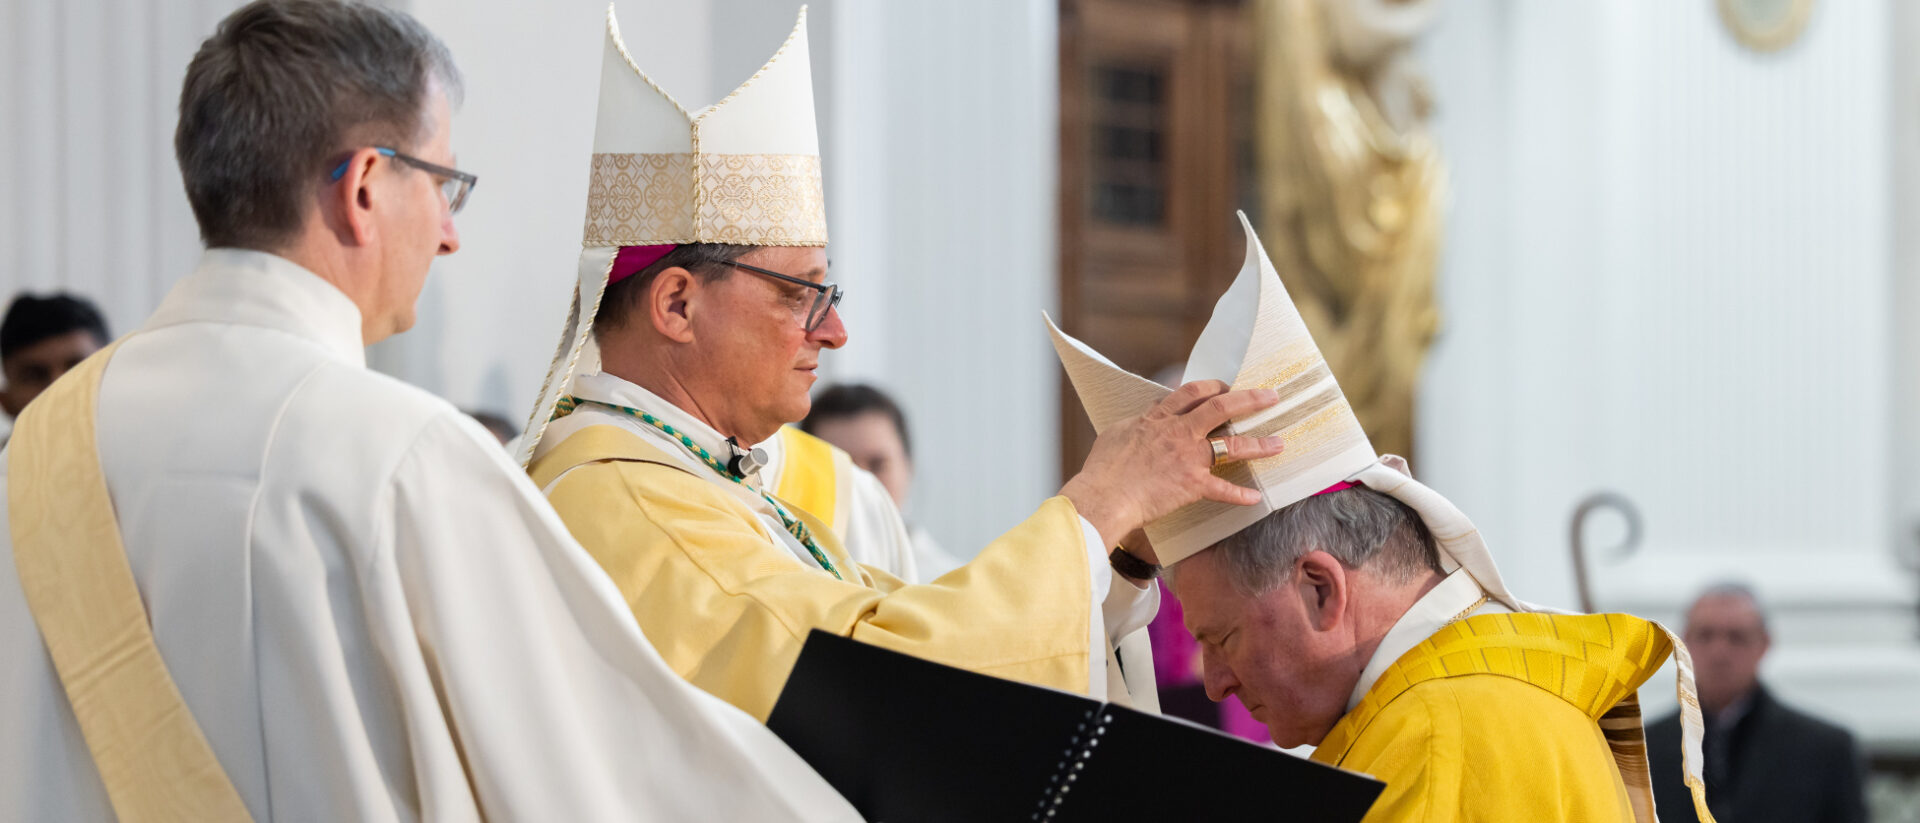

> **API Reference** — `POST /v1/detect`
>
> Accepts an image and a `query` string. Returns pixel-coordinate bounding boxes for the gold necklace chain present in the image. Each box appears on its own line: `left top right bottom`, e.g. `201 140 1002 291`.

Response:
1442 594 1492 629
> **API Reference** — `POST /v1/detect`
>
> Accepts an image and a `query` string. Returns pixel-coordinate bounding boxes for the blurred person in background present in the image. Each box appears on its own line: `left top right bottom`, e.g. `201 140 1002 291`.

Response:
1648 583 1868 823
802 382 965 580
0 292 110 443
464 408 518 446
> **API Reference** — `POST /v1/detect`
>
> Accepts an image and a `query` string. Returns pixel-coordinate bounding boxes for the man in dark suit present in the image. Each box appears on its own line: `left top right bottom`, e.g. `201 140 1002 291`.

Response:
1648 583 1868 823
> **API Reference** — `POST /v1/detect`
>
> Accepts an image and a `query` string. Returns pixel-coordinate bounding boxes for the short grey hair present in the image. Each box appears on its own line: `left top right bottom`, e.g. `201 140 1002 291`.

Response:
175 0 462 250
1199 487 1444 597
1691 580 1769 630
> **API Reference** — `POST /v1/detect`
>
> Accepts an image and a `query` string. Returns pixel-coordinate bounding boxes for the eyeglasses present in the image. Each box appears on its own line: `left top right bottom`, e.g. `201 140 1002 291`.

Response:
724 260 844 333
328 147 477 214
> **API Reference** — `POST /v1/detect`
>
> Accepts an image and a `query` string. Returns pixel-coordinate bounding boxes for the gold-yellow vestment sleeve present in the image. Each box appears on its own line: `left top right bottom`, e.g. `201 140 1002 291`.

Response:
537 425 1094 721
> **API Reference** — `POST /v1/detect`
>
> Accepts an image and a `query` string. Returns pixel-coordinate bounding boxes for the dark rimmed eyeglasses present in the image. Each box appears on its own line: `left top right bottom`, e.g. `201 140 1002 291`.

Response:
724 260 844 333
328 147 477 214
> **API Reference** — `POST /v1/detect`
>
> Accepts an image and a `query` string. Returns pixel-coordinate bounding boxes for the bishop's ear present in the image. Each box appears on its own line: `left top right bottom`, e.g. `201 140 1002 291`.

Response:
1295 550 1349 632
647 266 700 343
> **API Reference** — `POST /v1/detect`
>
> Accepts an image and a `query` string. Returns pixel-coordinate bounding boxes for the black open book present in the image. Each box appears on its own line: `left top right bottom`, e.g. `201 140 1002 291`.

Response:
767 630 1383 822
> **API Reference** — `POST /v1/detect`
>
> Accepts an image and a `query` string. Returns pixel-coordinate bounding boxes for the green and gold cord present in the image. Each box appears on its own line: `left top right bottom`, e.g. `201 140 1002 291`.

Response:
554 395 844 580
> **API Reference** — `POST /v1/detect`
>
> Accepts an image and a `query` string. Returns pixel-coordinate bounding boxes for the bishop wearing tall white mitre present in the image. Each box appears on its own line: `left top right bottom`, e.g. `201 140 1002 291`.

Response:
0 2 861 820
518 3 1289 725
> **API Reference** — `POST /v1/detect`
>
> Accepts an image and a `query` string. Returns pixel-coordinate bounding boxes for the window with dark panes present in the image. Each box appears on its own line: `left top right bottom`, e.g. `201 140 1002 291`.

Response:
1058 0 1253 477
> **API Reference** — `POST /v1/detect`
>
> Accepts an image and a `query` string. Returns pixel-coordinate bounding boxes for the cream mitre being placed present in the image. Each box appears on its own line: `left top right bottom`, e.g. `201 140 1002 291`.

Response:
1055 217 1723 819
518 3 827 466
1046 212 1516 609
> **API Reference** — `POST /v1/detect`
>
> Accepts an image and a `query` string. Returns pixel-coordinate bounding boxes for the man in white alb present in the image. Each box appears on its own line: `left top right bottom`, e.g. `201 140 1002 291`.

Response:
0 2 859 820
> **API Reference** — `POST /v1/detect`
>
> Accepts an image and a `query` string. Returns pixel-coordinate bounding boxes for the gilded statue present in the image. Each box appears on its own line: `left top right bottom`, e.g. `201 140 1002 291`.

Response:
1254 0 1446 460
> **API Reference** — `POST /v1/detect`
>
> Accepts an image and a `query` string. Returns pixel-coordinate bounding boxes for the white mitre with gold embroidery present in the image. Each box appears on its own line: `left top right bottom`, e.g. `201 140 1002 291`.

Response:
517 4 827 466
584 4 825 247
1047 212 1517 608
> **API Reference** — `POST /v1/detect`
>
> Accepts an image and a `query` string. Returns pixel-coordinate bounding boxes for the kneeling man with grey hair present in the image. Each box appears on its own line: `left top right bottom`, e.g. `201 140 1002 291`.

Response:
1049 213 1719 823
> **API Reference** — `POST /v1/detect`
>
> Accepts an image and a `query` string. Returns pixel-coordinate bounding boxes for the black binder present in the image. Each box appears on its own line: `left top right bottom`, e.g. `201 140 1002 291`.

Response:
767 630 1384 822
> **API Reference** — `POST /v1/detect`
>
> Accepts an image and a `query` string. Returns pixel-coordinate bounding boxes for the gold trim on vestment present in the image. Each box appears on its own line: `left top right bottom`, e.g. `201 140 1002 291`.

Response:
9 340 255 823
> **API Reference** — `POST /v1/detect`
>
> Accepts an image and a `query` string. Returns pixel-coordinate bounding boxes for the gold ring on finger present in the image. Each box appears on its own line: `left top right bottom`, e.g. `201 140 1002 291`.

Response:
1208 436 1232 467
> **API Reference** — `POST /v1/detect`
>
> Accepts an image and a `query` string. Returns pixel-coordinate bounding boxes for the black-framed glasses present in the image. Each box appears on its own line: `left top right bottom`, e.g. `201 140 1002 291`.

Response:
328 147 477 214
725 260 844 333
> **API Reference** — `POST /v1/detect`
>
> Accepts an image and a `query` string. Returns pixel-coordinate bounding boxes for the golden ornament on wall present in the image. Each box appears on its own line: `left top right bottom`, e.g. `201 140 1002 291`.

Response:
1717 0 1815 53
1253 0 1445 461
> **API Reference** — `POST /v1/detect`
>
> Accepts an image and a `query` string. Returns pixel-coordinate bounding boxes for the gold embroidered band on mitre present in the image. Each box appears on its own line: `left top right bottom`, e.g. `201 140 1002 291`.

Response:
584 152 827 247
1158 346 1368 530
1157 392 1365 543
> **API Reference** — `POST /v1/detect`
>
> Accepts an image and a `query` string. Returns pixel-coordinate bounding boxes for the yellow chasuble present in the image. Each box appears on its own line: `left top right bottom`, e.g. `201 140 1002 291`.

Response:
533 424 1096 721
1312 612 1712 823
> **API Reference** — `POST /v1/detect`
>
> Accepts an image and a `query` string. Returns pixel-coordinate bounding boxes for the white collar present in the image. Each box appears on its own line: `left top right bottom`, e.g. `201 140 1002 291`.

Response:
1346 568 1508 712
146 248 366 368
